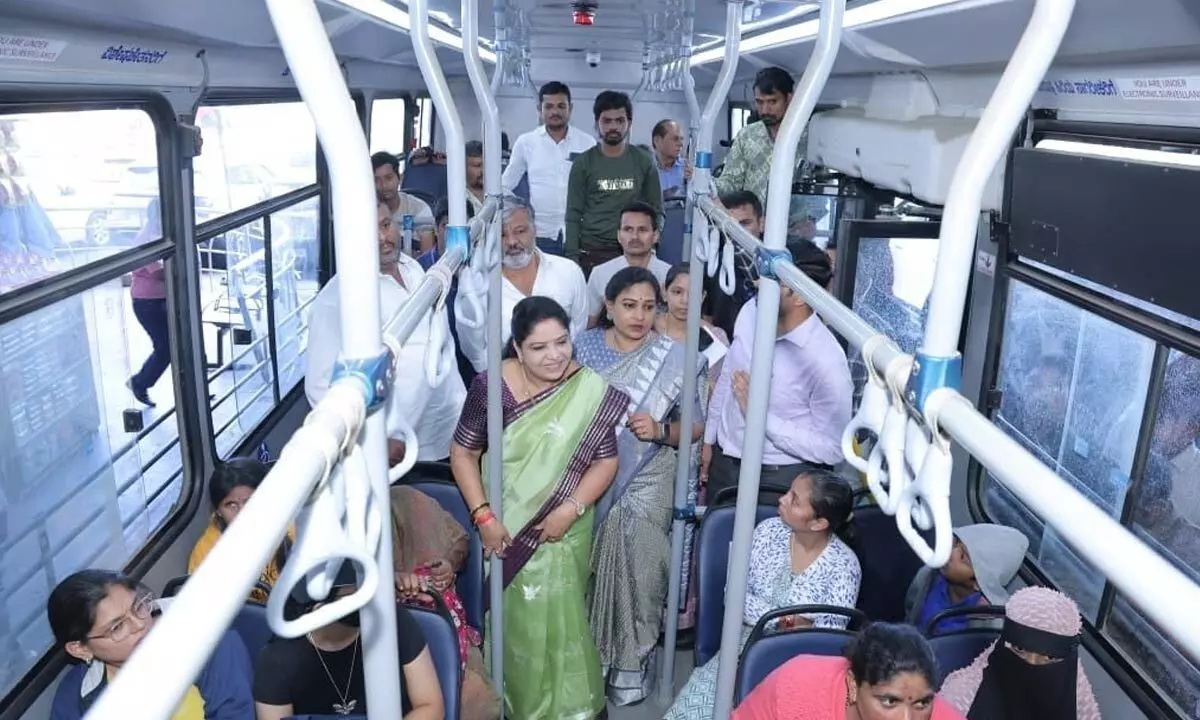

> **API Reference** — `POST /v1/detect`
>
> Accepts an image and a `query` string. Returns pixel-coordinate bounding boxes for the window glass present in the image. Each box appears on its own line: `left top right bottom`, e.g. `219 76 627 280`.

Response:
416 97 434 148
983 279 1155 619
0 283 183 698
729 105 752 141
370 98 408 157
847 232 938 399
198 218 275 458
0 109 161 296
194 103 316 219
1104 349 1200 714
271 197 321 394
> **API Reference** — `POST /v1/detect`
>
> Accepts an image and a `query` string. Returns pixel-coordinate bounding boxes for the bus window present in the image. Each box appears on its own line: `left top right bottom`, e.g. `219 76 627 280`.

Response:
984 279 1155 619
0 109 161 296
1106 349 1200 716
370 97 408 157
193 101 321 457
415 96 434 148
194 102 316 221
0 265 183 699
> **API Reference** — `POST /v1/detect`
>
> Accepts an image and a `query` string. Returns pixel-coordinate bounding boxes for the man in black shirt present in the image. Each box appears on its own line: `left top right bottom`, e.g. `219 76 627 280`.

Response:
702 190 763 339
253 571 443 719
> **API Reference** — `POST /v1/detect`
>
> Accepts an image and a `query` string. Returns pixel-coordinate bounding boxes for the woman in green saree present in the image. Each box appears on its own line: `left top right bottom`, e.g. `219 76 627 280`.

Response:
449 295 629 720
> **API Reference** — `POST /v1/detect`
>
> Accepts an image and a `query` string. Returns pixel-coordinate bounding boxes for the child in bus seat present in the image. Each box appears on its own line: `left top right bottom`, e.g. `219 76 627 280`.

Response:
904 524 1028 633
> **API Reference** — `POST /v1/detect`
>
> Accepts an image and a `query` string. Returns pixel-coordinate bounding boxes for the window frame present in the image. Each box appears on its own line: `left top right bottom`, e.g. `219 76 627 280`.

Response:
968 121 1200 720
192 94 330 460
0 92 208 720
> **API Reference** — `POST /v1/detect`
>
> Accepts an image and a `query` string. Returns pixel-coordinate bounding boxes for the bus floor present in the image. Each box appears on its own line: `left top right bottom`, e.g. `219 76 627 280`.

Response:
606 645 694 719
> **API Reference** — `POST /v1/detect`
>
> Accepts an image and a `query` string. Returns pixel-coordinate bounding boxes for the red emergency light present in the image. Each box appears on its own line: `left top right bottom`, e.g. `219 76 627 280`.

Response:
573 8 595 25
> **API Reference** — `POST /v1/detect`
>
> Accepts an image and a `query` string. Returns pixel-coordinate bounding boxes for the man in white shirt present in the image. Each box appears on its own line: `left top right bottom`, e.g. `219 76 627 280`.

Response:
372 151 435 257
454 195 588 372
586 200 671 326
502 81 596 256
305 198 466 463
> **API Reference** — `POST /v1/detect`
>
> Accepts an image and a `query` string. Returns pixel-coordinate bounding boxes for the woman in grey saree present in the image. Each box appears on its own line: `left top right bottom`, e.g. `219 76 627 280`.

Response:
575 266 706 706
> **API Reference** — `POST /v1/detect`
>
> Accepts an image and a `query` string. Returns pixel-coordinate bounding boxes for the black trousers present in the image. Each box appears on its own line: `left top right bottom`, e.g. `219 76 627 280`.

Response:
131 298 171 393
707 443 832 506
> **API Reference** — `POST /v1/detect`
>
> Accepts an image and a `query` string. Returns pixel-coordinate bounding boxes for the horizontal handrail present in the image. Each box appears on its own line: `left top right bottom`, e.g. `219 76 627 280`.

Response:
695 196 1200 666
194 185 321 244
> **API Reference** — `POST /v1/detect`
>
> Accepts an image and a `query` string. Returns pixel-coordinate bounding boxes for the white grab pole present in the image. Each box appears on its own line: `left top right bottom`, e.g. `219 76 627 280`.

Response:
711 0 844 717
658 2 743 704
461 0 508 703
411 0 469 232
260 0 403 716
920 0 1076 359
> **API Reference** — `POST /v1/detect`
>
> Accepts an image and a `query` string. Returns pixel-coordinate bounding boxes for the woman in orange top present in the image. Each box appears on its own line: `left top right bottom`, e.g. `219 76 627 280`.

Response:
188 457 293 604
733 622 964 720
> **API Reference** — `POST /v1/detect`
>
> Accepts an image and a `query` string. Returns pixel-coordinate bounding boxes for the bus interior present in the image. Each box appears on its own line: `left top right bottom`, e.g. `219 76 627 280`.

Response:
1 0 1200 718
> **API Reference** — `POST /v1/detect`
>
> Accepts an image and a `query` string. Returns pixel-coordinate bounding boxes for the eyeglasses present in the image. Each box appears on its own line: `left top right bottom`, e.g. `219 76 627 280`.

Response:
88 592 155 643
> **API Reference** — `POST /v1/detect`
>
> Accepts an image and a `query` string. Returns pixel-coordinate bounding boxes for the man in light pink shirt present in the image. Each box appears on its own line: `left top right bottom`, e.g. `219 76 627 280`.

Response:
702 239 852 503
128 198 169 406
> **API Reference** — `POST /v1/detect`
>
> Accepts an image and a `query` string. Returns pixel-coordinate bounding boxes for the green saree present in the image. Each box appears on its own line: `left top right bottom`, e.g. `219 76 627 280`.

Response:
453 367 629 720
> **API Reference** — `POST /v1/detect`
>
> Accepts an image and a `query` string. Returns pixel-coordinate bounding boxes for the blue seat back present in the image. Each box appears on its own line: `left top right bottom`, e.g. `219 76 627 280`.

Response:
928 630 999 685
658 202 686 266
395 462 484 634
402 162 448 205
405 602 462 720
853 504 930 622
695 503 779 666
734 605 866 705
232 603 274 659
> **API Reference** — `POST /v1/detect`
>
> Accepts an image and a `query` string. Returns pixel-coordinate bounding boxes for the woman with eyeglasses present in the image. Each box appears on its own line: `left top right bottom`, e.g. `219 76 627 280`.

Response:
189 458 294 604
48 569 254 720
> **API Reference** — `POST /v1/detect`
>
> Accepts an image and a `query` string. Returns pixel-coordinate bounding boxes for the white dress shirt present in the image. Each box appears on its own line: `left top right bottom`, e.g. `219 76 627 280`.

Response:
305 256 466 460
586 254 671 317
453 251 589 372
502 125 596 239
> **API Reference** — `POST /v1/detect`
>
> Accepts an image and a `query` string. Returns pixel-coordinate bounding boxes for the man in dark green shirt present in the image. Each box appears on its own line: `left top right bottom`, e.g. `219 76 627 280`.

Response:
565 90 662 275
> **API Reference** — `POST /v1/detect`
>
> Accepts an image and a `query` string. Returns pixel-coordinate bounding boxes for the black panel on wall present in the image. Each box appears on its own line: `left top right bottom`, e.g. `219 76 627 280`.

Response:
1008 147 1200 321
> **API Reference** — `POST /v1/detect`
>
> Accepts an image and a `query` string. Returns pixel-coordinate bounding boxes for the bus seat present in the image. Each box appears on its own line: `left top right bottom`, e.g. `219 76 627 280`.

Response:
393 462 485 634
404 599 463 720
853 504 931 622
695 502 779 667
402 162 447 205
734 605 867 705
232 603 274 659
512 173 531 203
922 606 1005 683
710 481 793 509
658 202 686 266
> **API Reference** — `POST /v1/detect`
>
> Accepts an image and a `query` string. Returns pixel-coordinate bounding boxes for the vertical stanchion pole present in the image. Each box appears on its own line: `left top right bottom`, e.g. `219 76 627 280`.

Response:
461 0 507 706
262 0 402 716
657 1 743 705
710 0 844 716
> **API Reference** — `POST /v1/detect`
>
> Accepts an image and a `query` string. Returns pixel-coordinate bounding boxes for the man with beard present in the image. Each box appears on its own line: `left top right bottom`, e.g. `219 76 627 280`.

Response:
454 195 589 373
503 81 596 256
565 90 662 275
715 67 808 208
465 140 486 215
585 201 671 327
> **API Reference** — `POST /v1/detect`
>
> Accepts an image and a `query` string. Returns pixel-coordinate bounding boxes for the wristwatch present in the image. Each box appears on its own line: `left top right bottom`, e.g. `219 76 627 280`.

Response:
565 496 587 517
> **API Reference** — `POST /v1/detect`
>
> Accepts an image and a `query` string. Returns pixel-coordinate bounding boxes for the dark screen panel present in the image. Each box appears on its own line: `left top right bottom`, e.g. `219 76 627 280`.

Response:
1008 147 1200 321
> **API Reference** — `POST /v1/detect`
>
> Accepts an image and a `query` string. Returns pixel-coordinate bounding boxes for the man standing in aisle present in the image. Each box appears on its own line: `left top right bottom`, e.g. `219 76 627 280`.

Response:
372 151 436 256
305 198 466 465
702 239 852 502
651 119 691 201
565 90 662 275
714 67 808 209
455 195 589 371
502 81 596 256
465 140 486 215
585 201 671 327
